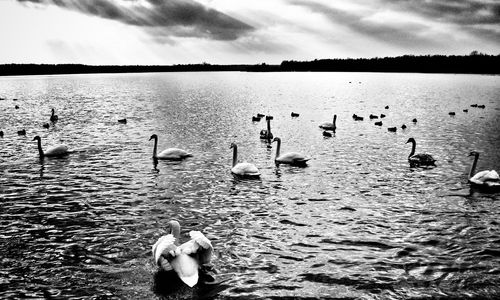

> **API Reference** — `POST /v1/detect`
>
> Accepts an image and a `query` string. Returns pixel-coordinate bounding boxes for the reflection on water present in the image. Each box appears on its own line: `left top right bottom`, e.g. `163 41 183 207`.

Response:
0 72 499 299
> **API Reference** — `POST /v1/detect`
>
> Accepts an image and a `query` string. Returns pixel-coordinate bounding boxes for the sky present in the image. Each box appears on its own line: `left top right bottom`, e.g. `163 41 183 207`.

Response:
0 0 499 65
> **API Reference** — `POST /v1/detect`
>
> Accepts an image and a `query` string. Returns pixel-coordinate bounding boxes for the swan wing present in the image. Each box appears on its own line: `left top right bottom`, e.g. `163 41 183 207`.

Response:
152 234 177 270
179 231 213 265
319 122 334 129
231 162 260 176
277 152 310 164
409 153 435 165
470 170 500 184
158 148 192 160
44 145 69 157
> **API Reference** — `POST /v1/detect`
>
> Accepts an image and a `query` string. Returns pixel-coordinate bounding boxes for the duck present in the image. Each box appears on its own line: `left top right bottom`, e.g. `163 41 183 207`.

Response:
354 115 364 121
33 136 69 158
230 142 260 177
449 112 455 116
256 113 265 118
470 104 478 107
467 151 499 188
291 112 300 117
374 121 383 126
15 105 19 109
319 115 336 131
272 137 310 166
149 134 192 160
406 137 436 167
259 116 273 140
477 104 485 109
322 131 332 137
152 220 213 288
369 114 378 119
43 123 50 129
463 109 468 113
387 127 397 132
17 129 26 136
401 124 407 129
252 116 261 122
50 108 58 122
385 105 389 109
118 118 127 124
380 114 386 118
412 118 417 123
0 130 3 137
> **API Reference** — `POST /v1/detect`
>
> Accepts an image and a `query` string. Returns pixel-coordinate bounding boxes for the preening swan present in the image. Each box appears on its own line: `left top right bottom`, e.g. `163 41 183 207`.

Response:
50 108 58 122
319 115 336 131
33 136 69 158
272 137 310 166
260 116 273 140
468 151 500 188
406 138 436 167
230 142 260 177
149 134 192 160
152 220 213 287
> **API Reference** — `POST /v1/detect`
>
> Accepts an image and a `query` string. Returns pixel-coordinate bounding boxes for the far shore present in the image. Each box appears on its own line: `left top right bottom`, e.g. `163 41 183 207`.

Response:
1 54 498 76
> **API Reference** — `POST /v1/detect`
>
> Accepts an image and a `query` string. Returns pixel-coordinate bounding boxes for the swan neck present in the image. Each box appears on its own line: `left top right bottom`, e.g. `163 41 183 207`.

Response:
469 153 479 179
152 137 158 158
170 222 181 239
232 145 238 167
409 140 416 158
267 119 271 134
333 115 337 126
37 139 44 157
275 139 281 159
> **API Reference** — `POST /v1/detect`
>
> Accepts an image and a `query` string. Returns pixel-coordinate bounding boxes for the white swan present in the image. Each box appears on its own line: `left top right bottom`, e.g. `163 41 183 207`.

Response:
468 151 500 188
152 220 213 287
33 136 68 158
406 138 436 167
260 116 273 140
319 115 337 131
149 134 192 160
272 137 310 165
230 142 260 177
50 108 58 122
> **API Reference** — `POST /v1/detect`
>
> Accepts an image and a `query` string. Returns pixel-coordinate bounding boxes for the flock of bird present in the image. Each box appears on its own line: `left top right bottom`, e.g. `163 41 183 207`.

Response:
1 98 499 289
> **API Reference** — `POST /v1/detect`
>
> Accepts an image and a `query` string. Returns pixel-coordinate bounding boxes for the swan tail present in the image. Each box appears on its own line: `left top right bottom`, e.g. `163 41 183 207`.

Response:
170 254 200 287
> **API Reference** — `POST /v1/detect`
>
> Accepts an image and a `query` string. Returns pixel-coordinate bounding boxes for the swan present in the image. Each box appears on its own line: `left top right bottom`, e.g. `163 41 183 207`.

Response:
319 115 336 131
468 151 500 188
149 134 192 160
50 108 58 122
406 138 436 167
152 220 213 288
259 116 273 140
230 142 260 177
33 136 68 158
272 137 310 166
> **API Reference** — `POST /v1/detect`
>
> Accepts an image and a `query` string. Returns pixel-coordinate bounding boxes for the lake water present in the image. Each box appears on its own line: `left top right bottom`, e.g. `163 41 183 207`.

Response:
0 72 499 299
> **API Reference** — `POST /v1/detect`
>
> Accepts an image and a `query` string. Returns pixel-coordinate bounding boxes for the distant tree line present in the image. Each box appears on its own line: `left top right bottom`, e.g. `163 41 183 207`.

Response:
0 53 498 76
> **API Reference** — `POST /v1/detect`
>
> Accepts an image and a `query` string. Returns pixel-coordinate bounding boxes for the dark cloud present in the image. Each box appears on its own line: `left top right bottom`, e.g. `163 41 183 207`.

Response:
289 1 442 50
17 0 254 41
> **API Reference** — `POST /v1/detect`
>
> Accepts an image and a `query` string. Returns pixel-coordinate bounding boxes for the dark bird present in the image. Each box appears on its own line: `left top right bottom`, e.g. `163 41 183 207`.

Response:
449 112 455 116
385 105 389 109
352 114 357 119
50 108 58 122
387 127 397 132
380 114 386 118
252 116 261 122
470 104 478 107
0 130 3 137
15 105 19 109
401 124 407 129
319 115 337 131
118 118 127 124
17 129 26 135
477 104 485 109
266 115 274 120
374 121 383 126
463 109 468 112
354 116 364 121
43 123 50 129
260 116 273 140
406 137 436 167
412 118 417 123
322 131 332 137
369 114 379 119
291 112 300 117
256 113 265 118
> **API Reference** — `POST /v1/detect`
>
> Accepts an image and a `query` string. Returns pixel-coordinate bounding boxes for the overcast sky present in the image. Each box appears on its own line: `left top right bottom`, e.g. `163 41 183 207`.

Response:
1 0 499 65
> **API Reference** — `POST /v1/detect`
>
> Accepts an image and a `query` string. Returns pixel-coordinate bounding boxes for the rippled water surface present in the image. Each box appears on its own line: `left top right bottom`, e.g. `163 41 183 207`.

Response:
1 72 499 299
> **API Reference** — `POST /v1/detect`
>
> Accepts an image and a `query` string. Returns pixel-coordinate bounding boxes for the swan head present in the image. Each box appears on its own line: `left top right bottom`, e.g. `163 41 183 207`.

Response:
230 142 237 149
33 136 41 142
406 138 415 144
167 220 181 237
469 151 479 157
149 134 158 141
272 137 280 143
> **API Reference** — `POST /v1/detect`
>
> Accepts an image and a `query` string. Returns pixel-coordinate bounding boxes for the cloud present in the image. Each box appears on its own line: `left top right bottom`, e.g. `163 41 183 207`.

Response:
17 0 254 40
